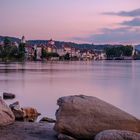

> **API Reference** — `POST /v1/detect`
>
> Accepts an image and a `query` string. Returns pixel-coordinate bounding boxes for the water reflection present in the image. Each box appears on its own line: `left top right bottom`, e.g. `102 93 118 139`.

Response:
0 61 140 119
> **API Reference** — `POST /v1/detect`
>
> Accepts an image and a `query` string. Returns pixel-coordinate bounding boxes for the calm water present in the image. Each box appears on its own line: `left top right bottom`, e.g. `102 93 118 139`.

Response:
0 61 140 119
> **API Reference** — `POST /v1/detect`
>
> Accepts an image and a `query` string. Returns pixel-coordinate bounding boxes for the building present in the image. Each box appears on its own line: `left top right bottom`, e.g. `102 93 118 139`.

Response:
57 48 65 56
46 39 57 53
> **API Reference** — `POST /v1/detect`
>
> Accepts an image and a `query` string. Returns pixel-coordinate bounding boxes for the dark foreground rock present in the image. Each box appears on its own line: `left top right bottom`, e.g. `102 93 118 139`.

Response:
95 130 140 140
0 122 57 140
54 95 140 140
0 97 15 126
3 92 15 99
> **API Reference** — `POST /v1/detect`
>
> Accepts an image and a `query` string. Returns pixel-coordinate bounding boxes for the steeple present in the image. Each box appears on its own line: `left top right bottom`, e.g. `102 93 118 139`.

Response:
132 45 136 56
21 36 26 44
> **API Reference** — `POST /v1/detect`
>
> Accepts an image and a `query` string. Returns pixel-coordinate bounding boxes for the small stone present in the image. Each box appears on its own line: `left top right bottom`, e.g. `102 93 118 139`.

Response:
3 92 15 100
9 101 20 110
39 117 56 123
58 133 77 140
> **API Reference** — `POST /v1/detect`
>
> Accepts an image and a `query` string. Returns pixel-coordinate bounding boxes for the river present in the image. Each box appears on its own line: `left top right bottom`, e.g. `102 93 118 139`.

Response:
0 61 140 119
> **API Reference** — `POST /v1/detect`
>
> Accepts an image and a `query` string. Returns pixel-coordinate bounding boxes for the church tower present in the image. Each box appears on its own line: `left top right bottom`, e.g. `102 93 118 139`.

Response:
21 36 26 44
132 45 136 56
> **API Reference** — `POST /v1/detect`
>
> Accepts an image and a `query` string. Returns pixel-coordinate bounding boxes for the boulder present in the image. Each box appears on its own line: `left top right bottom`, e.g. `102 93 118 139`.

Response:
0 97 15 126
39 117 56 123
95 130 140 140
54 95 140 140
3 92 15 100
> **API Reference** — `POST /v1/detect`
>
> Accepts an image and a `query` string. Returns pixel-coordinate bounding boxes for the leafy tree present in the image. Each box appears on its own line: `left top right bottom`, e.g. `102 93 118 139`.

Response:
4 37 11 47
64 53 70 60
105 45 133 59
18 43 25 59
0 37 26 61
33 49 37 61
41 47 47 59
122 45 133 56
46 52 59 59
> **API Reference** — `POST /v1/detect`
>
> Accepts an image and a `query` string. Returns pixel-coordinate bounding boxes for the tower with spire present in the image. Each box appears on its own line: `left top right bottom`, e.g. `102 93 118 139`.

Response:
21 36 26 44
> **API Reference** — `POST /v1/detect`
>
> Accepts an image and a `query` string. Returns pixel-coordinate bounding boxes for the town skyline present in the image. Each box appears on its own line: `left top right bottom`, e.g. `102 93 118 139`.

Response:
0 0 140 44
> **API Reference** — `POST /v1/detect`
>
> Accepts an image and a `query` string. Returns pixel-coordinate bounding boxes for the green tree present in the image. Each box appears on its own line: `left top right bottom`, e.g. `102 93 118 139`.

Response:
105 45 133 59
4 37 11 47
46 52 59 59
33 49 37 61
64 53 70 60
18 43 25 59
41 47 47 59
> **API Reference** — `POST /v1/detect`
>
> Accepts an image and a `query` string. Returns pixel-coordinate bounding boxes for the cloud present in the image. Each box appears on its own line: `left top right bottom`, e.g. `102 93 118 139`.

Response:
121 18 140 26
103 8 140 17
73 27 140 44
82 8 140 44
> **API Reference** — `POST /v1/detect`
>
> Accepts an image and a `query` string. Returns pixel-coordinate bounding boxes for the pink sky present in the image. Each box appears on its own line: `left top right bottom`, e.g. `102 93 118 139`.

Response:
0 0 140 44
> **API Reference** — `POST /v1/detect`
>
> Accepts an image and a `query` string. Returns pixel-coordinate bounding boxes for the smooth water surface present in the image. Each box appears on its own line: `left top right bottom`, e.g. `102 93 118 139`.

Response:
0 61 140 119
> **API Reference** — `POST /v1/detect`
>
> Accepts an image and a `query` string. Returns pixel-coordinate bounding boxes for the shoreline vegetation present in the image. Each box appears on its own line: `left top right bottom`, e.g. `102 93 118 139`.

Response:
0 93 140 140
0 36 140 63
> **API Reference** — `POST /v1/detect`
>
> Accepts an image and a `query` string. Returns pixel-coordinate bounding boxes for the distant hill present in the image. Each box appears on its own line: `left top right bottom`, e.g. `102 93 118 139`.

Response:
0 36 132 51
28 40 113 50
0 36 20 43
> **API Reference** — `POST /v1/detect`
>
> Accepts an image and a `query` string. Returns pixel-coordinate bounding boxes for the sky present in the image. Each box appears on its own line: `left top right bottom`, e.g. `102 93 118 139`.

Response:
0 0 140 44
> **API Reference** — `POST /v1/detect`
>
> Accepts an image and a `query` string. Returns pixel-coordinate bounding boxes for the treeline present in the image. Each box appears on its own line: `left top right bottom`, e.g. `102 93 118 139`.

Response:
0 37 25 61
105 45 133 59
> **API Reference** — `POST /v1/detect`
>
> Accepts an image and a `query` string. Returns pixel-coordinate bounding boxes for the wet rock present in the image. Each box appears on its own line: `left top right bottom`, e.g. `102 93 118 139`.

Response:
0 97 15 126
3 92 15 100
54 95 140 140
40 117 56 123
58 133 77 140
95 130 140 140
10 102 41 122
22 107 41 118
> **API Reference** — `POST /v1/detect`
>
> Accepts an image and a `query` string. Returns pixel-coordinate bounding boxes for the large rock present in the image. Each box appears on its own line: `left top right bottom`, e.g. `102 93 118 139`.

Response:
54 95 140 140
0 97 15 126
95 130 140 140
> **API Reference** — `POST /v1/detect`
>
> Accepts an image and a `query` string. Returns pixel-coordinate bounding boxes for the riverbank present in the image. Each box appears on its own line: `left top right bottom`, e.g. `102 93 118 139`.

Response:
0 95 140 140
0 122 57 140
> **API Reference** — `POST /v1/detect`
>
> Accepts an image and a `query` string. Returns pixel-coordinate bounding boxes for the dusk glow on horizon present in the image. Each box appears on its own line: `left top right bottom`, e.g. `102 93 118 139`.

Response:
0 0 140 44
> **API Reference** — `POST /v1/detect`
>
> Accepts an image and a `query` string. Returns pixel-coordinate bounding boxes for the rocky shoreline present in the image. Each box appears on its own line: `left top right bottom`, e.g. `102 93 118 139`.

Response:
0 94 140 140
0 122 57 140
